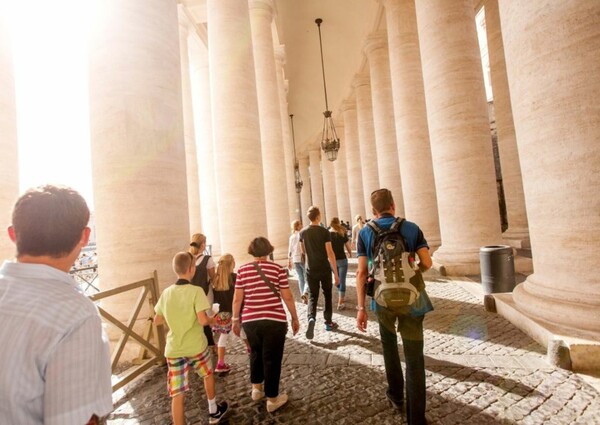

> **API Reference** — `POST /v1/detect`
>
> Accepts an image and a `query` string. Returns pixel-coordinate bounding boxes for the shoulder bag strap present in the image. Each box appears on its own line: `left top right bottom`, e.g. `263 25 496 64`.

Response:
252 262 280 299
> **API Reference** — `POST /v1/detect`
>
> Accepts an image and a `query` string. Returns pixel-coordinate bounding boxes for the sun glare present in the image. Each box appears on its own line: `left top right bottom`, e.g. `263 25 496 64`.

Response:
6 0 94 205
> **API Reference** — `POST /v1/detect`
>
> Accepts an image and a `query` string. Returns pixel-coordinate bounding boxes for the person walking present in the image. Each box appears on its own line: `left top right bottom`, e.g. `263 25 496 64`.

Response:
288 220 308 304
351 214 365 252
355 189 433 425
329 217 352 310
299 206 340 339
232 237 300 413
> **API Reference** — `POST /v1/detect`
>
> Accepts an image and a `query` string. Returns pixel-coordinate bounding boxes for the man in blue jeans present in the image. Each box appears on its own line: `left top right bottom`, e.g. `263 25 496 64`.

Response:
356 189 433 425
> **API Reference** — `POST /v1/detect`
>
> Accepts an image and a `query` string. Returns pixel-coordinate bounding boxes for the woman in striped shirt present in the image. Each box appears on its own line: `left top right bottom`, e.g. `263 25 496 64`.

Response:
232 237 300 413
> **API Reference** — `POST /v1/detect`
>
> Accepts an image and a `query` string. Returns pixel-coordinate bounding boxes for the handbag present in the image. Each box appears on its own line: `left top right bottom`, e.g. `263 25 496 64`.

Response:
252 262 280 299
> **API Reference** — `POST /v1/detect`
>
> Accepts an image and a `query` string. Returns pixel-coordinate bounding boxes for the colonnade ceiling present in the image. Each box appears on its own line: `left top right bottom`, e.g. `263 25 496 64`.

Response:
275 0 379 155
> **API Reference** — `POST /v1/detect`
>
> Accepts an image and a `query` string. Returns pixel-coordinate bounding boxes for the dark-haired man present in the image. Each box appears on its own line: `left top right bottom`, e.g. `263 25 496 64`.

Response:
0 185 112 425
356 189 432 425
299 206 339 339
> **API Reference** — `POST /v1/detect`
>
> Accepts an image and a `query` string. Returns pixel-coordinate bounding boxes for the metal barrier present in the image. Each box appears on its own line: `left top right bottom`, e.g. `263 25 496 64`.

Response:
89 271 165 392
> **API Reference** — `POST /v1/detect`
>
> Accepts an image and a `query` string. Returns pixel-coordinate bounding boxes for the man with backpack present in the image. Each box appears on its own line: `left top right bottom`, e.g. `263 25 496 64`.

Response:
355 188 432 425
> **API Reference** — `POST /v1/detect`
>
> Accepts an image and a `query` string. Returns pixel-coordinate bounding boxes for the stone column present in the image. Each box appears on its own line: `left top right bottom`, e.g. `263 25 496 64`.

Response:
334 122 352 223
188 31 222 255
322 152 338 223
298 156 311 225
353 74 380 218
382 0 441 249
275 46 298 224
0 13 18 261
415 0 502 275
89 0 190 299
208 0 267 262
341 97 366 221
364 31 405 217
484 0 529 249
178 7 202 234
309 150 325 221
500 0 600 335
249 0 290 258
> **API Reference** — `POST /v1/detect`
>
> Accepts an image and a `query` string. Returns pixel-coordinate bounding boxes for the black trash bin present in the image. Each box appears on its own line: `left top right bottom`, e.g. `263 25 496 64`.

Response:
480 245 516 312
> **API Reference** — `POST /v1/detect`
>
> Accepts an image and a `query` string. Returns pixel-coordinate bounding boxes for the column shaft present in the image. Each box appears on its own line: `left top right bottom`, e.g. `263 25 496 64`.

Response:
89 0 190 299
341 98 366 221
249 0 290 257
208 0 267 262
298 156 311 225
353 75 380 218
322 153 338 224
0 13 19 261
178 8 202 234
189 33 222 255
364 32 405 216
416 0 502 274
500 0 600 334
383 0 440 248
484 0 529 248
309 150 325 221
334 123 352 223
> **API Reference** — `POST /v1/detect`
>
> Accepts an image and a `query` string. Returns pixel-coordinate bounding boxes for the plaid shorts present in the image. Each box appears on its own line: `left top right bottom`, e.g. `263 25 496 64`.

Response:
166 348 213 397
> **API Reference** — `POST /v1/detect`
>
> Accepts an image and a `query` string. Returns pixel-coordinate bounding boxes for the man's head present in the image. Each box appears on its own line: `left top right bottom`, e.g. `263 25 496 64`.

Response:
9 185 90 259
370 188 395 216
172 251 195 278
307 206 321 223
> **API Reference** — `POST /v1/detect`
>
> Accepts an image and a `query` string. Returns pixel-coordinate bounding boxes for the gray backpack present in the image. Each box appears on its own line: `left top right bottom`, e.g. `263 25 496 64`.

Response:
368 218 424 309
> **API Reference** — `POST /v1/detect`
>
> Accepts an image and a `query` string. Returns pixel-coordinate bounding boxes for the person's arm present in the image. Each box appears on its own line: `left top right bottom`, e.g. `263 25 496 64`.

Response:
416 247 432 272
325 241 339 285
196 310 213 327
154 314 165 326
344 241 352 258
355 256 369 332
208 266 216 282
288 236 294 269
280 287 300 335
232 287 244 337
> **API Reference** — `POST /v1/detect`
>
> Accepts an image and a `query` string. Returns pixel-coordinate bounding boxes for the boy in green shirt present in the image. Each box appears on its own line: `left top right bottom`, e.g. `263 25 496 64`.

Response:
154 252 229 424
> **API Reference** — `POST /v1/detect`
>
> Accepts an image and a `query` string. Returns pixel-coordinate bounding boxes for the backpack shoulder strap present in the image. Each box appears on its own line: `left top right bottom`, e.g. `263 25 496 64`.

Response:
366 220 382 235
389 217 405 232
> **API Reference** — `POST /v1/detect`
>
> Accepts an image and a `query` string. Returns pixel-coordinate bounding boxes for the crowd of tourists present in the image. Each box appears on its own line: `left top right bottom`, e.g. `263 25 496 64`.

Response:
0 184 432 425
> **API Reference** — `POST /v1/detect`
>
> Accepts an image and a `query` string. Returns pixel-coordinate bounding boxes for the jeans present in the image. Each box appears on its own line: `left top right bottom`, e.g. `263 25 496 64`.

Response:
293 262 307 295
376 306 426 425
306 269 333 323
335 258 348 295
242 320 287 398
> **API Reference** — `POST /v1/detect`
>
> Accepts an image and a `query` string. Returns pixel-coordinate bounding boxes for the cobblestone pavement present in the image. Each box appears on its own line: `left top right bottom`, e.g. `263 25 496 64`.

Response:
107 266 600 425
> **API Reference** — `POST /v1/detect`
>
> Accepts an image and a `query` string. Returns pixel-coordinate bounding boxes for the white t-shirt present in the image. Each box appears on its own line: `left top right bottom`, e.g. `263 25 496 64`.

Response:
288 231 303 263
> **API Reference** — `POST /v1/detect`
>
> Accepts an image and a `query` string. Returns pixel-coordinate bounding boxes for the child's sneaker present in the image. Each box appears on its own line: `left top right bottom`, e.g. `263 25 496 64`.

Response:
208 401 229 424
324 322 338 331
215 362 231 373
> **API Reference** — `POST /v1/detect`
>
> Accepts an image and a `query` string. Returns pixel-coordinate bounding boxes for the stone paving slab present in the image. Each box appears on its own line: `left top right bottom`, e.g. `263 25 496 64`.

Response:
105 270 600 424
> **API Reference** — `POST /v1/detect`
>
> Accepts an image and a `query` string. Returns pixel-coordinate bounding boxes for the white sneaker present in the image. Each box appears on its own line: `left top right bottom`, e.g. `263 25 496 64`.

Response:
251 388 265 401
267 393 288 413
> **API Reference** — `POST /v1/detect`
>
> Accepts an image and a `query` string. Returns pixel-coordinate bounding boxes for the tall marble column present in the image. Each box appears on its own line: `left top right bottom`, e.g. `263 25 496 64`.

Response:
353 75 380 218
415 0 502 275
334 122 352 223
89 0 190 301
382 0 440 249
249 0 290 257
341 97 365 221
178 7 202 234
298 156 311 225
274 45 298 224
0 13 18 261
484 0 529 249
500 0 600 335
188 30 222 255
364 32 405 217
322 152 338 223
309 150 325 221
208 0 267 262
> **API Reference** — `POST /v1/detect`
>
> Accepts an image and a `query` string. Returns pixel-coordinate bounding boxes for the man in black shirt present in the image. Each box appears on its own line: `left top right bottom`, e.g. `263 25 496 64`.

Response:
299 206 339 339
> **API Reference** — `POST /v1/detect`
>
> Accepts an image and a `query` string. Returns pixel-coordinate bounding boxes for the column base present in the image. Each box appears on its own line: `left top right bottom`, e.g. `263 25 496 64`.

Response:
502 228 530 249
493 291 600 372
432 246 482 276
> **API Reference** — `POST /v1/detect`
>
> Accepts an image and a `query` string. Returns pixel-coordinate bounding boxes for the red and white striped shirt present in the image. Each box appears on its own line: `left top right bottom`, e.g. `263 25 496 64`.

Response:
236 260 289 324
